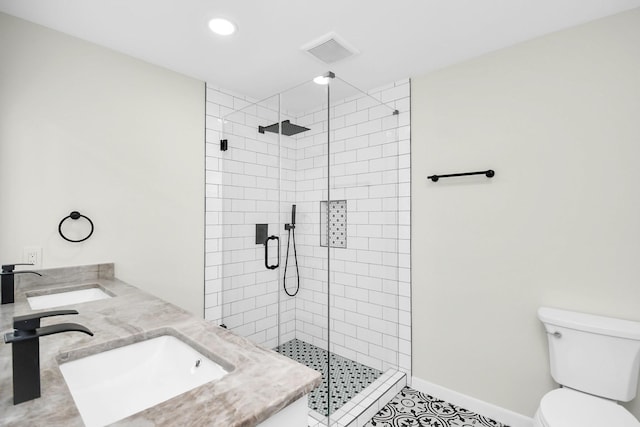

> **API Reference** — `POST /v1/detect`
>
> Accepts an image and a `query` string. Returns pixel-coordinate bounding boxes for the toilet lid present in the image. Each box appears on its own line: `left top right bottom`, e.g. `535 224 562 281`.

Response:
538 389 640 427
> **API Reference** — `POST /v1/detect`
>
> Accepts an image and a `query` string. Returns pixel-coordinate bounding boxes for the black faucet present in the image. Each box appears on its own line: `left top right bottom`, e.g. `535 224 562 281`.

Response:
1 263 43 304
4 309 93 404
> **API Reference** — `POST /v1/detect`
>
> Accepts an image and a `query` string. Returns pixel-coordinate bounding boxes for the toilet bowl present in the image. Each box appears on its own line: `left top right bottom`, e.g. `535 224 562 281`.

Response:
533 388 639 427
536 307 640 427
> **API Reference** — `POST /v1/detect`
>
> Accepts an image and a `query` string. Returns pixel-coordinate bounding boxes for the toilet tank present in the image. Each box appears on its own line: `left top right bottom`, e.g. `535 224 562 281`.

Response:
538 307 640 402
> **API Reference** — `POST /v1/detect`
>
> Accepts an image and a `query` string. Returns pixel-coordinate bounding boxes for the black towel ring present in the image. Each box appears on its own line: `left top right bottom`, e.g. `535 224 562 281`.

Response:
58 211 94 243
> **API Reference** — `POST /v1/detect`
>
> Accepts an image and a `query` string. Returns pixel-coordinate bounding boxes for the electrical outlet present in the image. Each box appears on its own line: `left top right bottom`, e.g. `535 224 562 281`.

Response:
23 246 42 269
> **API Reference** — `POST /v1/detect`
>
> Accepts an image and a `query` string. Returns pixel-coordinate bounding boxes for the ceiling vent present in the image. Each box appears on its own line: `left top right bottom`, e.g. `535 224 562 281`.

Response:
302 32 359 64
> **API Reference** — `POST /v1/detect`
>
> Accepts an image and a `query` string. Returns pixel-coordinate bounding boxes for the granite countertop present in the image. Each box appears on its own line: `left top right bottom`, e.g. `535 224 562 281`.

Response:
0 264 321 426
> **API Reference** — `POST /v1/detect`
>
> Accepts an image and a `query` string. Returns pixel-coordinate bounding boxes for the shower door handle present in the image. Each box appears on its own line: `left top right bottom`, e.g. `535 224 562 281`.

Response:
264 235 280 270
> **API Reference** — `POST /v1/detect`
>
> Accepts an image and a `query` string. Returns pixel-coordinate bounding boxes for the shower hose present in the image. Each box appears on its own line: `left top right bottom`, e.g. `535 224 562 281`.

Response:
283 226 300 297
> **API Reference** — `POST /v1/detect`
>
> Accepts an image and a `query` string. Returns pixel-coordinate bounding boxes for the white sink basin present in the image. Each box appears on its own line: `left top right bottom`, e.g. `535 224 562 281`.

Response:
27 286 112 309
59 334 230 427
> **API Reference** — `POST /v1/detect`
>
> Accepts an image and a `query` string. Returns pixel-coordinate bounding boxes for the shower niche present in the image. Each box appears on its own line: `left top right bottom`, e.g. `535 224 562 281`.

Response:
320 200 347 248
208 73 409 425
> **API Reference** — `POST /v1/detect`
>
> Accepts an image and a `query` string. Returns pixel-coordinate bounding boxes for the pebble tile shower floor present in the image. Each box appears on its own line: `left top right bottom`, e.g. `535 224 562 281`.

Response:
365 387 507 427
275 338 383 416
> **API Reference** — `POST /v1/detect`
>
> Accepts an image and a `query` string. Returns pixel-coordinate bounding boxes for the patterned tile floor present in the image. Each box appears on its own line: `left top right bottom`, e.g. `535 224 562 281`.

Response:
365 387 507 427
275 338 383 416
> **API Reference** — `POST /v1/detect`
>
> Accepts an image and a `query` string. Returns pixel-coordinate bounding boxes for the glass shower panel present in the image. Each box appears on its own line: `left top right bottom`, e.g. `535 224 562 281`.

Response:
219 94 283 350
327 77 401 425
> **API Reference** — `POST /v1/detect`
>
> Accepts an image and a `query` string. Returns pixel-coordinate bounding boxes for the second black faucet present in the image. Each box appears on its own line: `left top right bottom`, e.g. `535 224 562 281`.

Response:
4 309 93 404
1 263 43 304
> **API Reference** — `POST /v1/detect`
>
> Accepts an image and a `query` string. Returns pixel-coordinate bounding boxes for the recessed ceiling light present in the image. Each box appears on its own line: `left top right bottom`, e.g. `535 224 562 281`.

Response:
313 76 330 85
208 18 236 36
313 72 335 85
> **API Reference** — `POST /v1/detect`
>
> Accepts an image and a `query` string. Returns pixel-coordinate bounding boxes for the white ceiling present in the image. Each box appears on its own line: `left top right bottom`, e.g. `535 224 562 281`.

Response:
1 0 639 102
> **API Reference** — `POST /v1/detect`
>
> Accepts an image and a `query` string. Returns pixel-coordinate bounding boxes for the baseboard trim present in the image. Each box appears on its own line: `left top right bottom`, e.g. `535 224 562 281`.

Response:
411 376 533 427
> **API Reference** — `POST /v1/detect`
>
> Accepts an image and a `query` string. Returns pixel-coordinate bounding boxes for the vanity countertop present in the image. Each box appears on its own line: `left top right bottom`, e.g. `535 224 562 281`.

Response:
0 264 321 426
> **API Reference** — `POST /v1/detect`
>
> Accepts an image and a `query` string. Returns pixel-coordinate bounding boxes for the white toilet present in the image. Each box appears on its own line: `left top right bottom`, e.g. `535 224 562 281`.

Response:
535 307 640 427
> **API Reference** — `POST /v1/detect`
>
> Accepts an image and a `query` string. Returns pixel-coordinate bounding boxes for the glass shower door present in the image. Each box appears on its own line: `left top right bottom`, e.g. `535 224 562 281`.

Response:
218 82 334 425
276 79 332 425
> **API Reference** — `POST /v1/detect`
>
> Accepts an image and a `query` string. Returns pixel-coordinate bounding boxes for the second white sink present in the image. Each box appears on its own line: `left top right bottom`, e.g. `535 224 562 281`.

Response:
59 334 230 427
27 285 112 309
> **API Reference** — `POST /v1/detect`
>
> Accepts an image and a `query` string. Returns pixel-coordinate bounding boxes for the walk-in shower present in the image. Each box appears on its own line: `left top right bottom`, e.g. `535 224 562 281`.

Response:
205 72 410 425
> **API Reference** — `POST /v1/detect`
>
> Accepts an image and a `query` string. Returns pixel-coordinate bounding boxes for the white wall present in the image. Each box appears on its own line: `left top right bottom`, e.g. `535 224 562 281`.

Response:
0 13 205 316
411 7 640 419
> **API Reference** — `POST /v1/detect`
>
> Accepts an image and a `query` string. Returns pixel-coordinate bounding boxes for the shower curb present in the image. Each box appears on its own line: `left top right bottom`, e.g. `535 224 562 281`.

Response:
308 369 406 427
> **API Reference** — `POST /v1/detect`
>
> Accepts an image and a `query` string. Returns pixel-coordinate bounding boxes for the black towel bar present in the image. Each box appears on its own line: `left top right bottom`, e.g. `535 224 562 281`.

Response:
428 170 495 182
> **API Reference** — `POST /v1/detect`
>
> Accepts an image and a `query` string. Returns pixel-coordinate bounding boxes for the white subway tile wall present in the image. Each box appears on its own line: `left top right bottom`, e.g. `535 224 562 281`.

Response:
204 80 411 376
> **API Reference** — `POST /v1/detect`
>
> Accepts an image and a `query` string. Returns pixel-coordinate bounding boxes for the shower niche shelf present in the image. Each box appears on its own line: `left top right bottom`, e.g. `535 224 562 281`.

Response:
320 200 347 248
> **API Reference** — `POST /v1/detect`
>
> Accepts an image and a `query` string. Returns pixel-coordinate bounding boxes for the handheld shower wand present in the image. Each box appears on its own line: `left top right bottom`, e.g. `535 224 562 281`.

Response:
283 204 300 296
291 204 296 227
285 204 296 230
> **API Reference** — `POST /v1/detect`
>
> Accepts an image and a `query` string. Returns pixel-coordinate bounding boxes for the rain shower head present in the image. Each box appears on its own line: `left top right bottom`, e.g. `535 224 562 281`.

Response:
258 120 310 137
